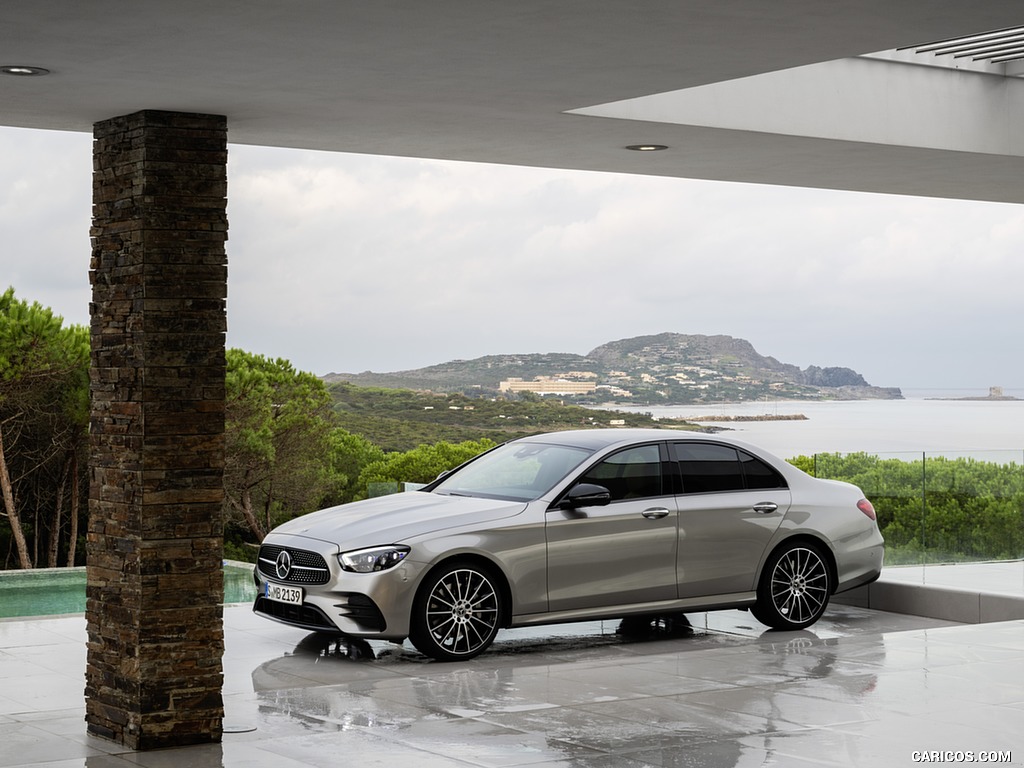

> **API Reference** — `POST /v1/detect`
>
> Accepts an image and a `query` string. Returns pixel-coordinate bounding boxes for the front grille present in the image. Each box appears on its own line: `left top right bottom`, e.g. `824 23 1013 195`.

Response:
257 544 330 585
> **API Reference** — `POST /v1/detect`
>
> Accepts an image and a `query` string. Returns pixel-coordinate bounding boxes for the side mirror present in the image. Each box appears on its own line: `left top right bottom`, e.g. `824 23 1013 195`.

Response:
559 483 611 510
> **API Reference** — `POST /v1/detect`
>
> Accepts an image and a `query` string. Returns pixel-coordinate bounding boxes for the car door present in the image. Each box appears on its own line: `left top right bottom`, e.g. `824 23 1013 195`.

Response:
672 442 791 598
545 443 678 611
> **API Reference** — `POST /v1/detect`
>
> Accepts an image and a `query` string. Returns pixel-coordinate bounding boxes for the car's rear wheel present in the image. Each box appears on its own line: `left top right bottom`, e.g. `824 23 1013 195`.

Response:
409 561 502 661
752 541 831 630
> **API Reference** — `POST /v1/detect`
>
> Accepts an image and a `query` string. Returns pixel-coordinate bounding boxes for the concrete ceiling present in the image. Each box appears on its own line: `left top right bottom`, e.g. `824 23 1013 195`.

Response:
4 1 1024 202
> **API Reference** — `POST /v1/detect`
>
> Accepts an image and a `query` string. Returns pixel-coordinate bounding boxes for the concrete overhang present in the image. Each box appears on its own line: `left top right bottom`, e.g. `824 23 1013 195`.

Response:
3 1 1023 202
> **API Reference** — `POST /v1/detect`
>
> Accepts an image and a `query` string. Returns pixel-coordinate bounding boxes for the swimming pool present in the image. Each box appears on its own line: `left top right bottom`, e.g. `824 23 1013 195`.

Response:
0 562 258 619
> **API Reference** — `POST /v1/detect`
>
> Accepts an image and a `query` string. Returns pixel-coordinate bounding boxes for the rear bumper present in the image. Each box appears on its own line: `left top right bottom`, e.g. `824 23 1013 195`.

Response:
835 535 885 595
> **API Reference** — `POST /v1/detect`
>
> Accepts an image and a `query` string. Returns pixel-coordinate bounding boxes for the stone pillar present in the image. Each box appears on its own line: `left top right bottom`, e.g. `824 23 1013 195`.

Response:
86 110 228 749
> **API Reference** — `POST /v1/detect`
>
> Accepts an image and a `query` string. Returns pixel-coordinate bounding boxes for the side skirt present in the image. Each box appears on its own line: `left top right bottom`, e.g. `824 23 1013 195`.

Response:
509 592 756 628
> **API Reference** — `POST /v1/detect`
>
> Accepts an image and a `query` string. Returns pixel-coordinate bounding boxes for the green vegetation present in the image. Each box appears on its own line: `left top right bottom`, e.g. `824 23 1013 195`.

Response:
0 289 89 569
792 452 1024 564
357 438 497 493
327 382 683 452
224 350 381 547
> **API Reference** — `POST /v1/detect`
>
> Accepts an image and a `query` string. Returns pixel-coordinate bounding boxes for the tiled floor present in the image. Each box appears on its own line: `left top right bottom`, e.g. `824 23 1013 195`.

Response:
1 599 1022 767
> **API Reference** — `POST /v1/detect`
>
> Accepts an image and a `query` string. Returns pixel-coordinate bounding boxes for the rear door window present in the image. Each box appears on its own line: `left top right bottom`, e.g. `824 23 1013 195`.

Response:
740 450 787 489
673 443 786 493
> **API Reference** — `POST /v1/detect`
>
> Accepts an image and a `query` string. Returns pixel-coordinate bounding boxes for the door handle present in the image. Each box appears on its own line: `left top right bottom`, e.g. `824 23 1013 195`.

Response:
642 507 670 519
753 502 778 514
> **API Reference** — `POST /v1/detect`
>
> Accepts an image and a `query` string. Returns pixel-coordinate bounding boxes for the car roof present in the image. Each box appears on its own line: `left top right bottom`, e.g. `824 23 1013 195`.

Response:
512 428 802 481
514 428 757 452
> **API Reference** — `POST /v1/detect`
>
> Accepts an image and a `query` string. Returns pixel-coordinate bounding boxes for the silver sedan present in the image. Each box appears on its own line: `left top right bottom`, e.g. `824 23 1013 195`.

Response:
253 429 884 660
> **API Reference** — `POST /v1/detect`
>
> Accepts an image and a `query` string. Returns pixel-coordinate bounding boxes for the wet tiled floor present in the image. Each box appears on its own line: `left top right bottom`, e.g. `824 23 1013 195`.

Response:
1 603 1021 767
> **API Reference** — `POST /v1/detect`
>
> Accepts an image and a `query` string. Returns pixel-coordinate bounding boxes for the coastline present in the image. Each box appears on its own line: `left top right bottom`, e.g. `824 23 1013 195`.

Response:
681 413 808 422
926 396 1022 402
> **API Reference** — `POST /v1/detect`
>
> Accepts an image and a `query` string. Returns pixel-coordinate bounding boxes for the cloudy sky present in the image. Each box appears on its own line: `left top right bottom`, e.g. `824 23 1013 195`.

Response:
2 125 1022 392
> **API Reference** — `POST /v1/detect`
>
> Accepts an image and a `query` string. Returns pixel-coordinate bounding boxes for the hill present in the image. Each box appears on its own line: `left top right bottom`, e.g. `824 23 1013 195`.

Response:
324 333 902 405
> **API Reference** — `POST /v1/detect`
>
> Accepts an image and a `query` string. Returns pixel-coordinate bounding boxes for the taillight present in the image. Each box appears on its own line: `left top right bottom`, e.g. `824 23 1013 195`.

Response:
857 499 876 521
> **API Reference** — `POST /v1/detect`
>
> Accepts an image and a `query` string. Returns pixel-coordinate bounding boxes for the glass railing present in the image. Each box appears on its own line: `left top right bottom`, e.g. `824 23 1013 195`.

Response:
804 450 1024 566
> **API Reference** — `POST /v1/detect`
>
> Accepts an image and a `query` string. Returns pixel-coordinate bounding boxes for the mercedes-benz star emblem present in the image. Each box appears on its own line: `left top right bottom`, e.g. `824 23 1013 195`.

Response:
275 549 292 580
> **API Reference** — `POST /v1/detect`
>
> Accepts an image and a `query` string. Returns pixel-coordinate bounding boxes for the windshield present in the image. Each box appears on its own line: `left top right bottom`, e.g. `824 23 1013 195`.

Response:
432 441 594 502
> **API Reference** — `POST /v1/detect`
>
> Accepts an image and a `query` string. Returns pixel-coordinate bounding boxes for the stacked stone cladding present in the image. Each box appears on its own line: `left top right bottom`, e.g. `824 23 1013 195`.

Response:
86 110 228 749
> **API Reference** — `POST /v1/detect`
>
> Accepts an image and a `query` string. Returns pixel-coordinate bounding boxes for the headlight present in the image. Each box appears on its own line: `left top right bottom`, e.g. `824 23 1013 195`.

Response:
338 545 410 573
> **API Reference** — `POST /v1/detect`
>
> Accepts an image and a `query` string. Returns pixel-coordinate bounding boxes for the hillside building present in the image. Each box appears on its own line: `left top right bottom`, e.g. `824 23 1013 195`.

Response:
499 377 597 396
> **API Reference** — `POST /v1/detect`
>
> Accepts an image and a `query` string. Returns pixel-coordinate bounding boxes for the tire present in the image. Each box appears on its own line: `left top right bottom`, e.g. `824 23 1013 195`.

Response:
751 541 831 630
409 561 503 661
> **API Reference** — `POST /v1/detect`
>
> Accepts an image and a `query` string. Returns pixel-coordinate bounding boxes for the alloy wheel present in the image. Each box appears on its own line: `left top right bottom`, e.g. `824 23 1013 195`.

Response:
768 546 829 625
418 566 501 659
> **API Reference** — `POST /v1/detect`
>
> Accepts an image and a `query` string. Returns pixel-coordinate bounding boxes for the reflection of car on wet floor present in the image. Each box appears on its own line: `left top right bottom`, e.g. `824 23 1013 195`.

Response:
252 429 884 661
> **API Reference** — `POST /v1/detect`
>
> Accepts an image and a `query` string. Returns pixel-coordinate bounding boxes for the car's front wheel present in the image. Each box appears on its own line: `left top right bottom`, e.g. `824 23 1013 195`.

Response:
752 541 831 630
409 561 503 661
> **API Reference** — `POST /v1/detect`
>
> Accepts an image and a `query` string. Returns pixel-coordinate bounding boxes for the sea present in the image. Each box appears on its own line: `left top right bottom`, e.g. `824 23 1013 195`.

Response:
600 388 1024 461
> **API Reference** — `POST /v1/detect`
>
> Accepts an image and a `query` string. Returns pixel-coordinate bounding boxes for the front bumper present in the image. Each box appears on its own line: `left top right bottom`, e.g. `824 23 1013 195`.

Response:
252 533 429 641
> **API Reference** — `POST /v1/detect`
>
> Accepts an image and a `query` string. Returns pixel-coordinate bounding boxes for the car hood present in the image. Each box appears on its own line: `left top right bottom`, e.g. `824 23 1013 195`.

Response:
268 492 528 551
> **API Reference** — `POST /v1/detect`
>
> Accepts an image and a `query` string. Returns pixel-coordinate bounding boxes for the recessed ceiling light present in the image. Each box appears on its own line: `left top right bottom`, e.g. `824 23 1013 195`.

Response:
1 66 50 76
625 144 669 151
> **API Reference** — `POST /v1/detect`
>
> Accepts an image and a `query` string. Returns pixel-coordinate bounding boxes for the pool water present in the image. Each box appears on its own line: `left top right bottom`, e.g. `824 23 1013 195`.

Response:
0 562 258 619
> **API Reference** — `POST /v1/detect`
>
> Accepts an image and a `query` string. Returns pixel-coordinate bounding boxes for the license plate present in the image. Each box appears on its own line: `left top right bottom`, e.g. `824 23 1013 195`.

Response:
265 582 303 605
